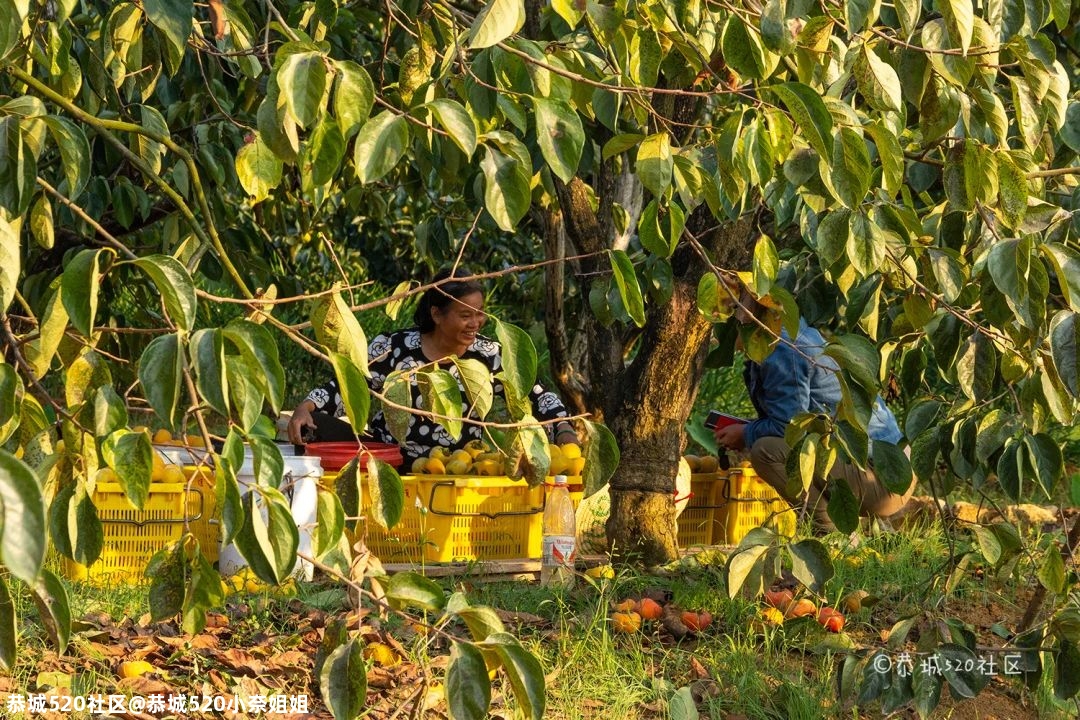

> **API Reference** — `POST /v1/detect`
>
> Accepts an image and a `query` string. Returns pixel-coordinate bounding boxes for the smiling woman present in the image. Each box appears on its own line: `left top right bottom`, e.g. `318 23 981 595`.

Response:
287 269 577 465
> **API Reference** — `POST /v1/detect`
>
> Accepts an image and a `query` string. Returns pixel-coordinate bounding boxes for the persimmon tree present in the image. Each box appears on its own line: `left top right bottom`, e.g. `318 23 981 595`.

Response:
2 0 1080 716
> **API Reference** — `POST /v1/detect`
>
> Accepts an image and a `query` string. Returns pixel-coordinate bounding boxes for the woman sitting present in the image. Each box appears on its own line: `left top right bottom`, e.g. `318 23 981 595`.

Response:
287 271 578 465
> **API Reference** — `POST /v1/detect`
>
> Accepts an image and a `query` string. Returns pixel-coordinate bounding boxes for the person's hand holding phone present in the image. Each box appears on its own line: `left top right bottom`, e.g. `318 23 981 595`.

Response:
714 422 746 451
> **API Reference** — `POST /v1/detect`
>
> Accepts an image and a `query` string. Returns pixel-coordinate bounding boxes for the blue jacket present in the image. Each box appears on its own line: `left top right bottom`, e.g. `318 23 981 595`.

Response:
742 320 903 448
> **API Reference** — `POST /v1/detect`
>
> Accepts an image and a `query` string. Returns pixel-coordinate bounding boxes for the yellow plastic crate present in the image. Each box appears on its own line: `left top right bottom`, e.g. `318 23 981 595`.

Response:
346 475 543 563
720 468 796 543
676 473 728 548
64 473 217 584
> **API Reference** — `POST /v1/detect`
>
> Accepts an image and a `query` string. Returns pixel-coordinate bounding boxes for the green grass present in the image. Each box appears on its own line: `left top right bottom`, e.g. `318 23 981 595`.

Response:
12 517 1080 719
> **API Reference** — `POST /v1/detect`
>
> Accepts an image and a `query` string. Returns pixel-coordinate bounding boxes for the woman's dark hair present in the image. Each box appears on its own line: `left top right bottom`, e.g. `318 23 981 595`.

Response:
413 269 484 333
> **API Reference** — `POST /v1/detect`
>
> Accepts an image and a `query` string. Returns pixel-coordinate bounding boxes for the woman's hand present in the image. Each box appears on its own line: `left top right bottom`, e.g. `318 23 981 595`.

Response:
714 423 746 451
288 402 317 445
554 422 578 446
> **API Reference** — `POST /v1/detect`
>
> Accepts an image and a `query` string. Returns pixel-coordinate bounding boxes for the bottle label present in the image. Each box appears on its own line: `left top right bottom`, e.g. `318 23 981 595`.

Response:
543 535 576 566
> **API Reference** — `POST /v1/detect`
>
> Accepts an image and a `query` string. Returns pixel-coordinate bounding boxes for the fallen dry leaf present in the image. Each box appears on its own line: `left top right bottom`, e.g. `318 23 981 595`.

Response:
116 675 173 697
689 656 710 679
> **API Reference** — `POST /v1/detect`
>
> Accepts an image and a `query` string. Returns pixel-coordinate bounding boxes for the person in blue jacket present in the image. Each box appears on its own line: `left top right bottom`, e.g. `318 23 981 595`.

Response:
713 285 914 533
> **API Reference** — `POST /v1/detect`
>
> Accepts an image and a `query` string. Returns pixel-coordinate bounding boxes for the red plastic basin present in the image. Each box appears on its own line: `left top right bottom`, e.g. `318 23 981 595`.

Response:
304 441 403 472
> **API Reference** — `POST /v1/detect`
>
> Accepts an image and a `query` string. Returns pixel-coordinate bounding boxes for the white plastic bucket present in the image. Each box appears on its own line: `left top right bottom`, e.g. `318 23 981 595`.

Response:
218 451 323 581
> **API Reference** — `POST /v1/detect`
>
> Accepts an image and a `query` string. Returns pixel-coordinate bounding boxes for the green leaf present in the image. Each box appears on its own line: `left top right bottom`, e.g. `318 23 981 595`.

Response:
24 286 67 378
61 248 110 337
937 643 987 697
722 15 771 80
636 133 673 197
131 255 197 332
132 105 169 174
312 285 369 375
493 318 538 418
533 97 583 183
447 594 506 640
972 524 1002 565
1038 547 1066 594
382 372 412 443
1041 244 1080 314
1061 102 1080 152
864 123 903 196
30 568 70 654
936 0 974 56
853 44 901 112
143 0 193 62
1054 639 1080 700
726 543 770 598
997 441 1023 501
328 353 370 433
224 319 285 414
41 116 91 200
609 250 645 327
824 334 879 394
872 441 913 495
913 651 944 717
1050 312 1080 397
956 334 994 401
102 429 153 510
469 0 526 49
320 639 367 720
895 0 921 37
752 235 779 296
602 133 644 160
551 0 584 27
669 686 699 720
425 99 478 159
479 633 545 720
235 137 283 203
138 333 182 430
189 329 228 416
828 128 872 209
997 152 1027 229
354 111 409 184
504 419 550 485
29 193 53 250
420 368 463 441
235 487 299 584
0 449 46 584
453 357 493 420
846 211 885 277
386 572 447 612
771 83 833 159
61 480 104 566
447 641 492 720
581 419 620 498
304 116 346 187
249 435 284 489
314 489 345 558
0 577 14 671
278 51 327 129
182 546 224 635
1024 433 1063 499
827 478 859 534
480 146 531 231
333 60 375 139
787 539 834 594
366 456 404 530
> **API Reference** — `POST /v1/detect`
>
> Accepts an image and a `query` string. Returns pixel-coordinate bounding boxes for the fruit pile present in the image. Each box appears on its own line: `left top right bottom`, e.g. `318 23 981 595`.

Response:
409 440 584 477
681 454 719 474
610 596 713 638
145 427 208 448
95 448 186 485
757 588 846 632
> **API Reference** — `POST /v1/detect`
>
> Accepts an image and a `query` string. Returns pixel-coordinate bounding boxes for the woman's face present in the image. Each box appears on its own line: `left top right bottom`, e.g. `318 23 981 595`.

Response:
431 291 486 350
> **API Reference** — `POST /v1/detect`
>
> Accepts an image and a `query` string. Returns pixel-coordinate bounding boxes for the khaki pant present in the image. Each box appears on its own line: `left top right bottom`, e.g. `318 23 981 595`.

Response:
749 436 915 532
